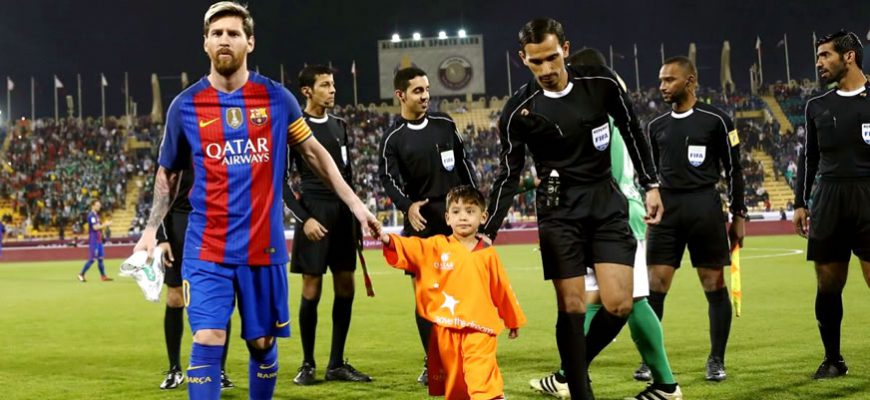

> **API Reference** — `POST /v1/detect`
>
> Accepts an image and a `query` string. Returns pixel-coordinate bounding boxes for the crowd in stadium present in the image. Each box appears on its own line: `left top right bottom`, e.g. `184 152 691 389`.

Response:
0 83 822 239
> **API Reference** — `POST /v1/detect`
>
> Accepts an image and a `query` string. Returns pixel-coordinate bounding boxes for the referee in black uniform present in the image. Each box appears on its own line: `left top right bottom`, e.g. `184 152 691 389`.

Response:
284 65 371 385
645 56 746 382
378 66 476 385
483 19 662 399
156 168 234 390
794 30 870 379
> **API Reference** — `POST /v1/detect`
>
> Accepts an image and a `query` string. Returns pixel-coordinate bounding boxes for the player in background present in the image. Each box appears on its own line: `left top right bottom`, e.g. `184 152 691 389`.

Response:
78 200 112 282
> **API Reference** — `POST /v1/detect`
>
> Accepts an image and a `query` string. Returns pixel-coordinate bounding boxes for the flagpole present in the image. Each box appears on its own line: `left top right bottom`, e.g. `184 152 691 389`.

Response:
812 32 819 87
30 77 34 121
279 64 285 87
101 73 106 124
756 37 764 87
54 75 59 121
633 43 640 92
77 74 82 121
124 72 129 126
6 77 11 126
352 61 359 106
784 34 791 83
609 45 614 68
660 43 665 65
505 51 512 95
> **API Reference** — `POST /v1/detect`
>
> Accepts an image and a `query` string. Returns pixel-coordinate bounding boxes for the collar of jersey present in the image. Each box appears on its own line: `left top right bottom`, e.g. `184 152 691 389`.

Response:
836 85 867 97
307 114 329 124
542 82 574 98
406 117 429 130
671 108 694 119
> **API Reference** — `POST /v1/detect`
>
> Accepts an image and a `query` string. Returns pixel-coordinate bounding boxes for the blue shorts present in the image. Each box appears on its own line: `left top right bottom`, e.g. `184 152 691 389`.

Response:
89 242 104 259
182 259 290 340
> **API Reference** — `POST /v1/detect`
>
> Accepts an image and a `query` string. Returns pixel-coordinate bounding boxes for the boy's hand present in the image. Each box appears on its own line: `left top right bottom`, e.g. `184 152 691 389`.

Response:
508 328 519 339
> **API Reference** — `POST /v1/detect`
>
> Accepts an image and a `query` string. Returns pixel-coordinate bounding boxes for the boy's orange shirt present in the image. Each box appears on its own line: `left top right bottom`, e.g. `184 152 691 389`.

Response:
384 234 527 335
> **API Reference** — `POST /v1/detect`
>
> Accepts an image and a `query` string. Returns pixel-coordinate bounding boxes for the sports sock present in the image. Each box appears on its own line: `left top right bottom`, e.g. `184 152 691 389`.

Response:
187 343 222 400
329 295 354 369
582 303 602 334
586 307 628 364
648 290 667 321
705 287 732 360
555 312 587 399
97 259 106 276
80 259 94 275
299 296 319 365
815 290 843 360
222 319 232 370
416 311 432 355
628 298 675 384
248 342 279 400
164 305 184 371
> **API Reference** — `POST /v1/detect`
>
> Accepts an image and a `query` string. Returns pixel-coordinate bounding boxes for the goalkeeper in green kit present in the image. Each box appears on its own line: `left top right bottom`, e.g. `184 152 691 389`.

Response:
529 48 682 400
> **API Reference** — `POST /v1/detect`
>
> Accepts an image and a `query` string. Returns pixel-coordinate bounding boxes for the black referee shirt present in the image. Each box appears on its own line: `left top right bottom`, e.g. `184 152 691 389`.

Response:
283 112 354 222
648 101 747 215
795 83 870 208
484 64 658 238
378 112 476 213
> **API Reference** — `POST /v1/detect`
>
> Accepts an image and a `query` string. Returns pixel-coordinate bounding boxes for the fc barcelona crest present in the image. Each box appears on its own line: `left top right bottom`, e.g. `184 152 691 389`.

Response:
250 107 269 126
226 107 243 129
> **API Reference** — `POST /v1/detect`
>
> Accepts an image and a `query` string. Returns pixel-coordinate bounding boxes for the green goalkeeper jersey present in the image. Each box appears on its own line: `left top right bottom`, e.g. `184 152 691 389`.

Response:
610 117 647 240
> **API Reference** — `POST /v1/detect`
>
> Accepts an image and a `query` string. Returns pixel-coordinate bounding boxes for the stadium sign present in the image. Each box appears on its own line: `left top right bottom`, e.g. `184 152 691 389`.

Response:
378 35 486 98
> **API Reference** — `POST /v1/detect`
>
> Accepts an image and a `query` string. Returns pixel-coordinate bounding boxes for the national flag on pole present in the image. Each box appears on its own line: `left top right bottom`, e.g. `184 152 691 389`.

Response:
101 74 108 87
54 75 63 89
777 37 785 47
7 77 13 91
730 245 742 317
755 36 761 50
351 60 356 76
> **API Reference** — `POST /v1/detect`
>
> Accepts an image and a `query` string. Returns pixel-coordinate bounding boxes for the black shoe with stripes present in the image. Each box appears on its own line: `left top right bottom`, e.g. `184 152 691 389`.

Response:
628 383 683 400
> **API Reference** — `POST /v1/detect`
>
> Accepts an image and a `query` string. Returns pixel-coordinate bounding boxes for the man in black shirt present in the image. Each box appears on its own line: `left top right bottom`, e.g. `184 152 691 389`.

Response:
484 19 662 399
378 66 476 385
794 31 870 379
285 65 371 385
156 168 234 390
645 56 746 382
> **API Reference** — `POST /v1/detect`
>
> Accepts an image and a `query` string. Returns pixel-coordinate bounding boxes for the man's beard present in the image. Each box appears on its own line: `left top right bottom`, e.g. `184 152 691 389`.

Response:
822 62 847 85
212 52 243 77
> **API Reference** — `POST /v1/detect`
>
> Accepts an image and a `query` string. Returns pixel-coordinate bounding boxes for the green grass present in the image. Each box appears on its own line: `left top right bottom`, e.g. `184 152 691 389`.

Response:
1 235 869 399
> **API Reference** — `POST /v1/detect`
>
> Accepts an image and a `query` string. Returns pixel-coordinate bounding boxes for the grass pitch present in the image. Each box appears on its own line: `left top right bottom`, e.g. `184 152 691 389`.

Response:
1 235 869 399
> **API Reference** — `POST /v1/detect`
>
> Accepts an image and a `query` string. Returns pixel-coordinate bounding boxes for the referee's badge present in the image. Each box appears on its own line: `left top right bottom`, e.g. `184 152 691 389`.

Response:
862 123 870 145
440 149 456 171
592 122 611 151
688 145 706 167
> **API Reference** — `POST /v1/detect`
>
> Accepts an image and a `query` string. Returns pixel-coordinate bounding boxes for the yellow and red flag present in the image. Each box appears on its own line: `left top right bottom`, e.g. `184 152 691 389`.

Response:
730 245 742 317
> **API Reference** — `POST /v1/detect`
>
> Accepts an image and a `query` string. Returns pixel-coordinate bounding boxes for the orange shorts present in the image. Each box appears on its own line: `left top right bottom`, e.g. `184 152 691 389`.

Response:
427 326 505 400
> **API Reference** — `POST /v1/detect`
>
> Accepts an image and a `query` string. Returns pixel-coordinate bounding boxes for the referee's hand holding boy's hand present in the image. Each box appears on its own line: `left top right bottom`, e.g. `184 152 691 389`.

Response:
303 218 328 241
793 207 809 238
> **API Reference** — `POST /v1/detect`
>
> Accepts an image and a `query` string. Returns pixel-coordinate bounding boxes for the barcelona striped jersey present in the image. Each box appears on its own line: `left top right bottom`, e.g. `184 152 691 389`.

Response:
158 72 312 265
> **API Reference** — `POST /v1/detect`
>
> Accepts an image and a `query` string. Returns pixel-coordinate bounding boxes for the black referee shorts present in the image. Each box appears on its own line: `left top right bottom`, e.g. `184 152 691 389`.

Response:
162 211 188 288
647 188 730 269
537 179 637 280
290 198 357 275
808 179 870 263
402 199 452 238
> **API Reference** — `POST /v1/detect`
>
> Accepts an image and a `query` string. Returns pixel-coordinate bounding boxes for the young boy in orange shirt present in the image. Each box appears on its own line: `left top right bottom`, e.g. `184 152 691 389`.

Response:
381 185 527 399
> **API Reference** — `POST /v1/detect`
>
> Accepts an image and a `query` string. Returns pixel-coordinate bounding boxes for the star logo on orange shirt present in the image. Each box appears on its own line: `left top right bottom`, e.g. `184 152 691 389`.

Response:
440 291 460 316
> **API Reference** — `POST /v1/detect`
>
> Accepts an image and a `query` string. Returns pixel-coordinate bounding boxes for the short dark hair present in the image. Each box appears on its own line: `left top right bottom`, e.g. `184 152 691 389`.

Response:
446 185 486 210
818 30 864 68
298 65 335 89
393 67 427 92
518 18 566 49
567 47 607 67
663 56 697 77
